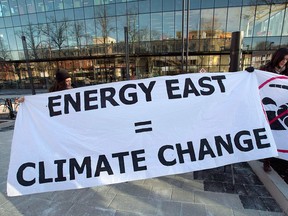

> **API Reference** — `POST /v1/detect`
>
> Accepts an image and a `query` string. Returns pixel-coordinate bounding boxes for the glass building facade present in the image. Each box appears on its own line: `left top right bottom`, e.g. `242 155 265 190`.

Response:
0 0 287 89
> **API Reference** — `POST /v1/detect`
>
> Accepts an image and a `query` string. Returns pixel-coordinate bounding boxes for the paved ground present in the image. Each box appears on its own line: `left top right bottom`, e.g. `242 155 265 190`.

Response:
0 120 286 216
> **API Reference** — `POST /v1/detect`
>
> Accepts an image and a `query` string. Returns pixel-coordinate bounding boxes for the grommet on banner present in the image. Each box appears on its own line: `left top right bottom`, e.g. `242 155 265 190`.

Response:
245 67 255 73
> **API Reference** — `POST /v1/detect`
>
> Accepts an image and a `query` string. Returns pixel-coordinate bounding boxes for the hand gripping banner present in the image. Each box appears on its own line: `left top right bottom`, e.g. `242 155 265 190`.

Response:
7 71 278 196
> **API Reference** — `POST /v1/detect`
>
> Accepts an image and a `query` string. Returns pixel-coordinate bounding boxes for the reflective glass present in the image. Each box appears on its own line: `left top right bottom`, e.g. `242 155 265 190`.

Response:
254 5 270 36
281 36 288 47
214 8 228 38
190 0 200 9
151 0 162 13
252 37 266 50
20 15 29 25
8 0 19 15
163 12 175 39
229 0 242 6
12 16 21 26
64 9 74 20
138 13 150 41
84 6 94 18
63 0 73 9
268 5 286 36
189 10 201 39
163 0 175 12
201 9 213 38
201 0 214 9
151 13 162 40
214 0 228 7
227 7 241 33
127 1 138 14
74 8 85 20
266 36 281 50
106 4 116 16
37 12 47 24
241 6 256 37
139 0 150 13
116 2 126 16
29 14 38 24
35 0 45 12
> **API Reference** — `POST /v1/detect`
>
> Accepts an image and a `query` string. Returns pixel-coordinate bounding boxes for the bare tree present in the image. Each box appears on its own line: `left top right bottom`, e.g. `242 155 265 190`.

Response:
0 37 11 81
40 17 69 57
17 23 42 59
70 21 86 56
95 6 115 82
0 36 11 61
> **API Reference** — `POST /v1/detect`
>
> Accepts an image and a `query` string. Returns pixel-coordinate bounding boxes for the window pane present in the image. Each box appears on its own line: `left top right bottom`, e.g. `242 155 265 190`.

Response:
106 4 116 16
139 0 150 13
151 0 162 13
74 8 84 20
163 0 175 12
163 12 174 39
116 2 126 16
151 13 162 40
84 6 94 19
227 7 241 33
241 6 256 37
215 0 228 7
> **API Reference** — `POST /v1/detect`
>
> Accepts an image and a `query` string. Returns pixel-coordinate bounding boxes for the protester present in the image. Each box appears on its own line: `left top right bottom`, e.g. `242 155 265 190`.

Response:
260 47 288 75
49 68 73 92
16 68 73 103
259 47 288 172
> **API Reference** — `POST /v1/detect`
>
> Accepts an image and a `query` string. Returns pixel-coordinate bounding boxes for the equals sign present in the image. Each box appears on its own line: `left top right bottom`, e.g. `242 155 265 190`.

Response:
134 120 152 133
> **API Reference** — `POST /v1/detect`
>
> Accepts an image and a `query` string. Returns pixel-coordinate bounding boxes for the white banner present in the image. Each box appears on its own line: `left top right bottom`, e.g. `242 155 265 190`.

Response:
7 71 278 196
256 69 288 161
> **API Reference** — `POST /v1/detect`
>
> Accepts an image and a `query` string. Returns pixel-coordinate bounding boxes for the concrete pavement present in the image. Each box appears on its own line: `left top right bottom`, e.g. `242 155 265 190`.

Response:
0 120 287 216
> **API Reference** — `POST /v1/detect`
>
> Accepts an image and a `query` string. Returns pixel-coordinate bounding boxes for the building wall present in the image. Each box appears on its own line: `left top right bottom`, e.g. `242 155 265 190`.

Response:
0 0 287 88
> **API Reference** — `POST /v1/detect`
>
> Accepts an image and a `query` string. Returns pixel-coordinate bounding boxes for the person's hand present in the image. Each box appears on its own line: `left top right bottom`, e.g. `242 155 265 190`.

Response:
16 97 25 103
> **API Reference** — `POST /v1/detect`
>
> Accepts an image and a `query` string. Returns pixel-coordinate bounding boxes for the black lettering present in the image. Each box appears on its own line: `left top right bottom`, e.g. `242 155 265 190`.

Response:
95 155 113 176
176 142 196 163
199 139 216 160
54 159 67 182
39 161 53 184
100 87 119 108
48 95 62 117
64 93 81 114
215 135 234 156
253 128 271 149
212 75 226 92
119 84 138 105
131 149 147 171
166 79 182 99
84 89 98 111
199 77 215 95
70 157 92 180
17 162 36 186
112 151 130 173
234 130 253 152
183 78 200 97
138 81 156 102
158 145 176 166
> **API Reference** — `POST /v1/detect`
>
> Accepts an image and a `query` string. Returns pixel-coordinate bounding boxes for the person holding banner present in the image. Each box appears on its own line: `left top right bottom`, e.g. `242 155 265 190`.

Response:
260 47 288 75
260 47 288 172
49 68 73 92
16 69 73 103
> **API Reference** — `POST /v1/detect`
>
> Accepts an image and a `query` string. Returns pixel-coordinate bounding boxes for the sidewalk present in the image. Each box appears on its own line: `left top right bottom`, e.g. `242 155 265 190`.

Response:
0 120 287 216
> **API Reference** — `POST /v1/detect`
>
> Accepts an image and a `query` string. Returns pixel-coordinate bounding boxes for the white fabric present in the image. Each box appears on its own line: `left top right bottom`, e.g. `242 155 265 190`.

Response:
7 71 278 196
256 69 288 161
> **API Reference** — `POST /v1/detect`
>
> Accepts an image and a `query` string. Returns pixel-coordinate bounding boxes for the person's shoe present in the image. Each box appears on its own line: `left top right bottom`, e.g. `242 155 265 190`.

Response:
263 161 272 172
